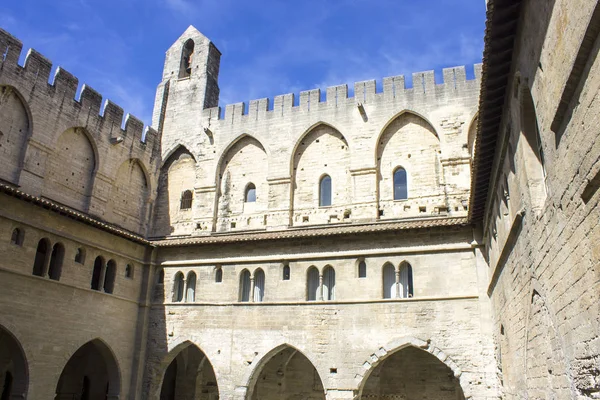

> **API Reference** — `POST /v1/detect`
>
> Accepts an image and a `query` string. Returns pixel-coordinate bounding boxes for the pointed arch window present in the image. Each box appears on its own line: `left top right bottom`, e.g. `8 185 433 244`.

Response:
245 183 256 202
48 243 65 281
10 228 24 246
179 39 194 78
215 266 223 283
173 272 184 302
186 272 196 302
393 167 408 200
33 239 50 277
254 269 265 302
399 262 413 298
382 263 396 299
104 260 117 294
180 190 193 210
307 267 320 301
239 269 251 302
358 260 367 278
282 263 290 280
323 266 336 300
319 175 332 207
91 256 105 290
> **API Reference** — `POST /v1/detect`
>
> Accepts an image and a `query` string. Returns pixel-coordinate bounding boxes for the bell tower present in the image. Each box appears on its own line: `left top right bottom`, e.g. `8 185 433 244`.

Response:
152 26 221 157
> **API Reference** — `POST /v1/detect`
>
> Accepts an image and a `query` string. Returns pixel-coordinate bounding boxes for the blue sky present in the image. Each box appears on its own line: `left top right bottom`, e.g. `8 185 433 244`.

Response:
0 0 486 126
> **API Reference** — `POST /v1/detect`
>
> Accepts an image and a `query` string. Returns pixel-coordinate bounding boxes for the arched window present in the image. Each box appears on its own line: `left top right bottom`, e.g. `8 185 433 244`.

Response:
91 256 105 290
125 264 134 279
239 269 251 302
282 263 290 280
179 39 194 78
399 262 413 298
254 269 265 302
74 247 86 264
382 263 396 299
323 266 336 301
104 260 116 294
358 260 367 278
245 183 256 202
215 266 223 283
10 228 23 246
393 167 408 200
180 190 193 210
186 271 196 302
307 267 320 301
33 239 49 276
319 175 332 207
173 272 184 302
48 243 65 281
158 269 165 284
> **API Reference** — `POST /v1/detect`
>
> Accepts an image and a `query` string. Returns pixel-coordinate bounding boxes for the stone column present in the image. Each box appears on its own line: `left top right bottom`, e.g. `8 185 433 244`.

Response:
395 269 400 298
250 276 255 302
319 274 324 301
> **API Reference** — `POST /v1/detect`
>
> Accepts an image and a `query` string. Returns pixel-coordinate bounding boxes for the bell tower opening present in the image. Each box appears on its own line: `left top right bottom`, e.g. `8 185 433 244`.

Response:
179 39 194 78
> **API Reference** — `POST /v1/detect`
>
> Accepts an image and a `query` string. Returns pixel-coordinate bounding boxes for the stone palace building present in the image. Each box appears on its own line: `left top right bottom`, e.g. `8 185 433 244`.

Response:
0 0 598 399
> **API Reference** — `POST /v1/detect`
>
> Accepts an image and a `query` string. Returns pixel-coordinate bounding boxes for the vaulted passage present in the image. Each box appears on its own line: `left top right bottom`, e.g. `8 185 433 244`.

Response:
361 346 464 400
248 346 325 400
160 344 218 400
55 340 120 400
0 325 28 400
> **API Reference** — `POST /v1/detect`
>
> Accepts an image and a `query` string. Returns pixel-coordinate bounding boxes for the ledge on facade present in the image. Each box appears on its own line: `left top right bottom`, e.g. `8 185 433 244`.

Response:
153 217 470 247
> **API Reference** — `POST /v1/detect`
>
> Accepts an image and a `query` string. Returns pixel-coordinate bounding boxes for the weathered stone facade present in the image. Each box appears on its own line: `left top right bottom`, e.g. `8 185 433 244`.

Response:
0 0 599 398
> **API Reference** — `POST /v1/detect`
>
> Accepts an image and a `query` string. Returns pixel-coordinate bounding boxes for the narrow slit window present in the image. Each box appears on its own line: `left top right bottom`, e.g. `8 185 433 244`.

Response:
358 260 367 278
32 239 49 277
48 243 65 281
215 266 223 283
74 247 86 264
245 183 256 202
320 175 332 207
91 256 104 290
254 269 265 302
186 272 196 302
104 260 117 294
173 272 184 302
239 270 251 302
125 264 134 279
283 263 290 280
323 266 336 301
307 267 319 301
179 39 194 78
10 228 23 246
399 262 414 298
393 167 408 200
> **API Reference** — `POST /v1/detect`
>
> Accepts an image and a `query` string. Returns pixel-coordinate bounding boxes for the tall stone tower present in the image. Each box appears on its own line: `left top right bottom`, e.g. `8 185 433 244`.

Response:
152 26 221 157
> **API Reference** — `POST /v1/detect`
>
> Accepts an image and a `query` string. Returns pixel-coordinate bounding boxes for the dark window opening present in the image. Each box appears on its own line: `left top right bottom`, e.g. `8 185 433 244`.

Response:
125 264 134 279
10 228 23 246
320 175 332 207
179 39 194 78
283 264 291 280
33 239 49 277
174 272 184 302
48 243 65 281
358 260 367 278
104 260 117 294
158 269 165 284
91 256 104 290
393 167 408 200
180 190 193 210
215 267 223 283
74 247 86 264
245 183 256 202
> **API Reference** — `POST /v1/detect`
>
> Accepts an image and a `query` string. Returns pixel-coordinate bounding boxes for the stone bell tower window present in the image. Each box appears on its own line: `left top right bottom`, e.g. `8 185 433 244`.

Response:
179 39 195 78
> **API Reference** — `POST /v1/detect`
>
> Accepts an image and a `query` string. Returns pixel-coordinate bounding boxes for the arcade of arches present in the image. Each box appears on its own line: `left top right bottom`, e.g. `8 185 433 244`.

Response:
1 324 465 399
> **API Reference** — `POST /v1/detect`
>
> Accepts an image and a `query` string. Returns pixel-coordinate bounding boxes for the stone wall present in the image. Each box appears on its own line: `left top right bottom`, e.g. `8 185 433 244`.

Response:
0 29 160 237
481 0 600 397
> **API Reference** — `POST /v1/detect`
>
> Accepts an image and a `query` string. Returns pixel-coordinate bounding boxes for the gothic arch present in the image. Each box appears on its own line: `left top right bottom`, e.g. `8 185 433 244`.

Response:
356 336 469 399
375 111 442 214
106 158 151 232
241 343 326 400
161 144 197 168
0 323 29 399
213 134 269 231
45 126 99 211
290 122 350 225
467 112 479 159
55 338 121 400
0 84 33 185
157 340 220 400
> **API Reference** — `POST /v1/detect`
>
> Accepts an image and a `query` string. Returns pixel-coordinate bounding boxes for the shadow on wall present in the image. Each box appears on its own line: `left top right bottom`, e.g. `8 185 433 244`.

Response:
152 146 197 237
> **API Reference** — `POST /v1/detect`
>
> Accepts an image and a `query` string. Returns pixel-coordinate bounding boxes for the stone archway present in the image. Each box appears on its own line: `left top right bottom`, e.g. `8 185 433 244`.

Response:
357 337 467 400
159 343 218 400
245 344 325 400
0 324 28 400
55 339 120 400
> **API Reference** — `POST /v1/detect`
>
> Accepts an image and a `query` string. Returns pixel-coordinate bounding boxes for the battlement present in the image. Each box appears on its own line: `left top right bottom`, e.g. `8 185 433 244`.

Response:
203 65 482 123
0 28 158 149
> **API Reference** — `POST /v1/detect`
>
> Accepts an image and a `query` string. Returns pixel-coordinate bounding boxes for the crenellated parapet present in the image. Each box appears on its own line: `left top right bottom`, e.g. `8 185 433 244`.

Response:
0 28 160 236
202 65 482 126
